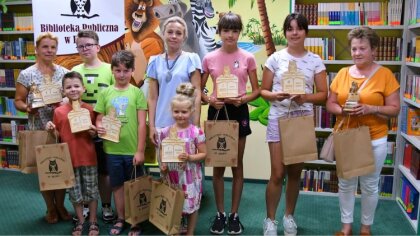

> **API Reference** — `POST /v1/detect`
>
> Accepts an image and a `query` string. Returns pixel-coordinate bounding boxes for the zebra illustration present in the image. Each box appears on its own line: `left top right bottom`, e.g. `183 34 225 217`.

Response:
190 0 217 58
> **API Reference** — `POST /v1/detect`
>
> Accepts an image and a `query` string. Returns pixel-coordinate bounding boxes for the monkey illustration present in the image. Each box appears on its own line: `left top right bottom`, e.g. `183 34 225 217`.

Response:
49 160 58 172
217 137 227 150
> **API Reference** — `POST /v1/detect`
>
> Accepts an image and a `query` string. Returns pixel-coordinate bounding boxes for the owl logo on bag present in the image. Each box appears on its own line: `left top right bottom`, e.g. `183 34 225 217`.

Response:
139 193 148 206
49 160 58 172
159 199 167 214
216 136 227 150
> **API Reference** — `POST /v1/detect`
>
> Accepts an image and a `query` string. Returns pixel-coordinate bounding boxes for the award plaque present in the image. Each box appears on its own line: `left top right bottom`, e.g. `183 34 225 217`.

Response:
28 82 45 108
343 81 360 111
281 61 305 94
216 66 238 98
161 128 185 163
98 108 122 143
39 74 62 105
67 100 92 133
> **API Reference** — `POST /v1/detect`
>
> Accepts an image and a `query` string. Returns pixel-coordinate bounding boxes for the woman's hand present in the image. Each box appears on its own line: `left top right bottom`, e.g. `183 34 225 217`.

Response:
209 97 225 110
348 104 377 116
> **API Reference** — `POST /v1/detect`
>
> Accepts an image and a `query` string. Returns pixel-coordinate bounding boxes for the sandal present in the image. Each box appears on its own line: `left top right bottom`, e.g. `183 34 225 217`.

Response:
88 222 99 236
109 218 126 235
128 225 142 236
72 222 84 236
45 210 58 224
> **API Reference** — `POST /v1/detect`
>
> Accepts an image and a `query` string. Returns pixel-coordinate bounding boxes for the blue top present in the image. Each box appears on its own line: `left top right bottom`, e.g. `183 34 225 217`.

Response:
146 51 202 128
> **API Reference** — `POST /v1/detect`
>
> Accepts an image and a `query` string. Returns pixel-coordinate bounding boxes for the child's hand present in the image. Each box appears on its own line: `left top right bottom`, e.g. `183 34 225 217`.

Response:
274 92 291 102
96 125 106 135
224 97 242 107
45 121 56 131
290 94 307 105
178 153 189 162
209 97 225 110
133 151 145 165
160 163 168 174
149 126 158 146
88 125 97 138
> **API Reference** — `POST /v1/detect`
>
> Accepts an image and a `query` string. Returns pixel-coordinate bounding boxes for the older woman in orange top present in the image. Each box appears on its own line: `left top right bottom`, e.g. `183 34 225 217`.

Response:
326 26 400 236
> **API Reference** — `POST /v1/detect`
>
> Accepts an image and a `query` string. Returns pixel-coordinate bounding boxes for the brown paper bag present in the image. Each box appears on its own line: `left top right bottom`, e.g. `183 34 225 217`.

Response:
204 120 239 167
35 143 75 191
124 175 152 225
278 115 318 165
18 130 55 174
334 124 375 179
149 180 185 235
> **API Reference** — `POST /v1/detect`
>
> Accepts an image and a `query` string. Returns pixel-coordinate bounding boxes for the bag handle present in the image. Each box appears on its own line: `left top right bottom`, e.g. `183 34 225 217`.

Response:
213 105 230 121
336 115 362 131
348 65 380 94
285 100 304 118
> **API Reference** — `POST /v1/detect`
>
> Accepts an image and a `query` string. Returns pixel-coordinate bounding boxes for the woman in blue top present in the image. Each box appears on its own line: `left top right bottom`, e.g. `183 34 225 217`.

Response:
147 16 202 146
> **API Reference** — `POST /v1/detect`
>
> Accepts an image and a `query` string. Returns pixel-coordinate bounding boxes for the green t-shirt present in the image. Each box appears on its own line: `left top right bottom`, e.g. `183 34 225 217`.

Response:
94 84 147 155
72 62 114 105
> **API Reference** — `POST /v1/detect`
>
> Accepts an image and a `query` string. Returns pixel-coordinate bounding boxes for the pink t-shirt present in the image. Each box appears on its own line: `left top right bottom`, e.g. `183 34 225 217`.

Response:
202 48 257 97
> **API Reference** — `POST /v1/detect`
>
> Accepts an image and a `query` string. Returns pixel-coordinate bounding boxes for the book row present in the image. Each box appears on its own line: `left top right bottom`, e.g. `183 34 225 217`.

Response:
0 97 26 117
0 39 35 60
0 121 26 144
306 36 402 62
0 148 18 169
295 1 403 26
0 12 33 31
398 176 419 220
407 0 420 25
0 68 21 88
403 143 420 180
300 169 393 197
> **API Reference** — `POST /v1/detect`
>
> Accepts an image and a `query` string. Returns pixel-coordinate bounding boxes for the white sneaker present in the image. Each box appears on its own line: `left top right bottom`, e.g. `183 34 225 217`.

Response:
263 218 278 236
283 215 297 236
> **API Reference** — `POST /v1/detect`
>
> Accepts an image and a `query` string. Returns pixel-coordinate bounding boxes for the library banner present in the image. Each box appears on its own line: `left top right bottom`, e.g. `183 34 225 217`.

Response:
32 0 125 56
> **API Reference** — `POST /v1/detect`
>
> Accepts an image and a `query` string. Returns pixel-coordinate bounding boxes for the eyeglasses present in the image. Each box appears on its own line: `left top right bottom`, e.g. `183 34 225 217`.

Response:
76 43 97 50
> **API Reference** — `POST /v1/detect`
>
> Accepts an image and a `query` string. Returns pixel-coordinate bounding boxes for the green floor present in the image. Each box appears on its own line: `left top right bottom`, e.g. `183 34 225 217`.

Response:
0 170 415 235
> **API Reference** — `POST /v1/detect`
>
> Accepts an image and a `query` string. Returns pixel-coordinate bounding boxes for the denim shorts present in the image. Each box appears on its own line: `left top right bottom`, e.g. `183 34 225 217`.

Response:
266 110 313 142
107 154 144 188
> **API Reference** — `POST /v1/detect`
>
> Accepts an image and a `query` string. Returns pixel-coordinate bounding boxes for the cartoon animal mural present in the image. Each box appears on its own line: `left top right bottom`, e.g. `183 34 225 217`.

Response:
124 0 165 86
153 0 216 60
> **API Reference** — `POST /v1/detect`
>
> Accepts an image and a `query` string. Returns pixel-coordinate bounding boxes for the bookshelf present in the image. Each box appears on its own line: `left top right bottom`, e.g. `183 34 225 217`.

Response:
0 0 34 171
293 0 400 200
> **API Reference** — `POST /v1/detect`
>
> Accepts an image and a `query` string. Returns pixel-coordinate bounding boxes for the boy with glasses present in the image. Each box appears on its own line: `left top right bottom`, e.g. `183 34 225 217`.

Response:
72 29 116 224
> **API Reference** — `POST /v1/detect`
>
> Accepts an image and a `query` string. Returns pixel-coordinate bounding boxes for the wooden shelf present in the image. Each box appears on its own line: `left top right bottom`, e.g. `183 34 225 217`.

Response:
404 97 420 108
401 133 420 150
0 59 35 63
4 1 31 5
0 87 16 92
0 167 20 172
0 115 27 119
0 141 18 146
0 31 33 35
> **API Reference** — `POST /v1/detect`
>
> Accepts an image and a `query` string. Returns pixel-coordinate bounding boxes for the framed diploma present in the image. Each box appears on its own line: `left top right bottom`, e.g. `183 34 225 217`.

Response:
216 66 238 98
98 108 122 143
39 75 63 105
160 128 185 163
281 61 305 95
68 101 92 133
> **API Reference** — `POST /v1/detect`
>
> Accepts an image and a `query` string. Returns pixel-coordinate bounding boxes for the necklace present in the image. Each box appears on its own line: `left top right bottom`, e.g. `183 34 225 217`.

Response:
165 51 182 82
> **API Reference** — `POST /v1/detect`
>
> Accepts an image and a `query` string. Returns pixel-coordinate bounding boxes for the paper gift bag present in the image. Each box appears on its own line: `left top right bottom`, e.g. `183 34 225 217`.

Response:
18 130 55 174
149 180 185 235
204 120 239 167
320 133 335 163
278 115 318 165
35 143 75 191
124 175 152 225
334 125 375 179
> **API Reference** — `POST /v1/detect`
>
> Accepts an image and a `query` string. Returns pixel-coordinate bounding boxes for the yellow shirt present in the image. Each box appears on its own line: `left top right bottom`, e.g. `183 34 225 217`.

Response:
330 66 399 140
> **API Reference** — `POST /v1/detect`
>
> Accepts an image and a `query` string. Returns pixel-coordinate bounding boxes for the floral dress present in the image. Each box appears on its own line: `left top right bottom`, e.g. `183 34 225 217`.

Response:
158 124 205 214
